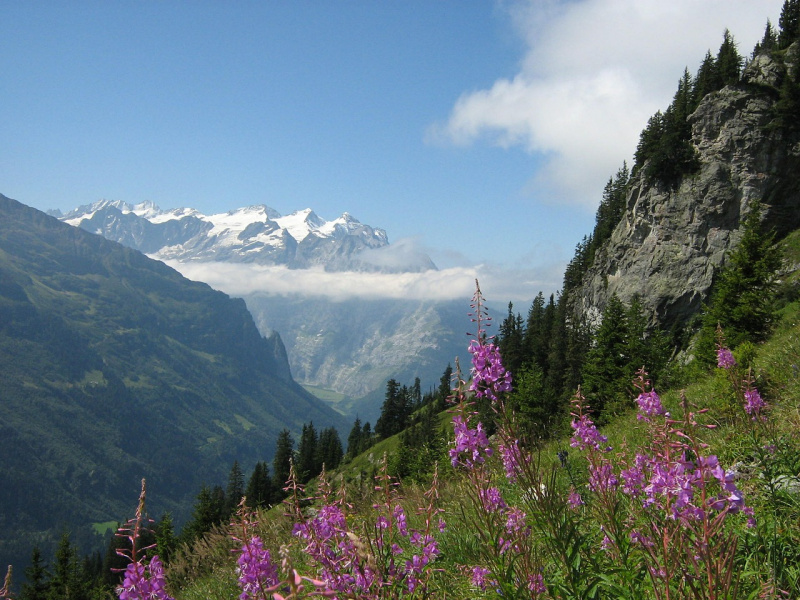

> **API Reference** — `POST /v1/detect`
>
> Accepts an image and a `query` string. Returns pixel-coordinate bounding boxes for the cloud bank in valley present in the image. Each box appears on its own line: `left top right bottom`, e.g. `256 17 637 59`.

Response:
430 0 778 208
163 258 563 305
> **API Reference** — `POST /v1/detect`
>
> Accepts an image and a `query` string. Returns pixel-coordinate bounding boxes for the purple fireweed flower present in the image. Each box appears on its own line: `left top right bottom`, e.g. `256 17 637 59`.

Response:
567 488 584 509
570 413 610 452
498 439 528 483
468 340 512 401
471 566 492 591
621 454 649 497
636 390 665 420
235 537 279 600
588 462 619 493
528 573 547 596
505 507 528 536
393 504 408 537
744 387 766 418
479 487 507 512
717 347 737 369
117 556 174 600
450 415 493 468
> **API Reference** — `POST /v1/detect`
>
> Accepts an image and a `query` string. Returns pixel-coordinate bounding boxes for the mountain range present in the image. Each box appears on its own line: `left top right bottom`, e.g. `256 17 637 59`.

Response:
0 193 346 570
55 200 468 413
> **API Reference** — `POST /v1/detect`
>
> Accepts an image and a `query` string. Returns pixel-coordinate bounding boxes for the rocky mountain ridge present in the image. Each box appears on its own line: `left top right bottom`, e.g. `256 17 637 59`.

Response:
55 199 436 273
574 43 800 331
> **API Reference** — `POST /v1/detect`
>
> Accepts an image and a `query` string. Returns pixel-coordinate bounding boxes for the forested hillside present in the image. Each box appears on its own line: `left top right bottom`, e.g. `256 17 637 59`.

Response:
0 194 345 573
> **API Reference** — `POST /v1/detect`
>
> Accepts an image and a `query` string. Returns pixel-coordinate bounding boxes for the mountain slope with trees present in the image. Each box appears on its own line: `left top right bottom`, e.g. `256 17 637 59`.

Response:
0 193 346 573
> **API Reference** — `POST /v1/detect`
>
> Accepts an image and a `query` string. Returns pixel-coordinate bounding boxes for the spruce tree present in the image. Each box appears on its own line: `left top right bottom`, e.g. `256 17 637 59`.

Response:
245 461 274 508
225 460 245 516
272 429 295 499
582 294 629 421
716 29 742 86
779 0 800 49
296 422 320 482
317 427 343 471
699 201 782 358
20 546 49 600
346 417 364 459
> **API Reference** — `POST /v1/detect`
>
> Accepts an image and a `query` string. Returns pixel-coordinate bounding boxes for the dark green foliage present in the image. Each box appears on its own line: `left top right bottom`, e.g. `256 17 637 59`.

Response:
375 379 412 439
296 422 320 483
779 0 800 49
498 302 526 376
346 417 366 459
582 294 671 423
154 512 177 564
272 429 295 500
716 29 743 86
244 461 274 509
46 533 92 600
390 405 445 482
589 164 629 258
316 426 343 472
180 485 227 544
582 295 630 419
19 546 48 600
753 20 778 57
225 461 245 516
698 202 783 361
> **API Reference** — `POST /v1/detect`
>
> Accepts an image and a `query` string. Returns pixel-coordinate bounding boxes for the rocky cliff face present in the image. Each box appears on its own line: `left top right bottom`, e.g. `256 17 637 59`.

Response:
575 44 800 331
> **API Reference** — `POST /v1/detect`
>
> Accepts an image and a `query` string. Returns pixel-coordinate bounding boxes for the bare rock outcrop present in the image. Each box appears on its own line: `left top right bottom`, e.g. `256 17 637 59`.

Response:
575 45 800 331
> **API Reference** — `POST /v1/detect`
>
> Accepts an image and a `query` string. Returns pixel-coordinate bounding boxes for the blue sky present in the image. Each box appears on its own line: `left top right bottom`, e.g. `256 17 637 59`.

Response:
1 1 782 303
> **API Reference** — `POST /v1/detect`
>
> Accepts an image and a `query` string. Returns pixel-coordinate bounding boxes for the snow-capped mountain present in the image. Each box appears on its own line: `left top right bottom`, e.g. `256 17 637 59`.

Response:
54 199 464 407
55 200 434 272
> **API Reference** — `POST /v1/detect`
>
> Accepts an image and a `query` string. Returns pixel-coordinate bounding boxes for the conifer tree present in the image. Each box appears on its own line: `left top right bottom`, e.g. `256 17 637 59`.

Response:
245 461 274 508
716 29 742 86
225 460 245 516
698 201 782 359
779 0 800 49
346 417 364 459
582 294 629 421
317 426 343 471
154 512 177 564
296 422 320 483
753 20 778 56
20 546 48 600
272 429 295 499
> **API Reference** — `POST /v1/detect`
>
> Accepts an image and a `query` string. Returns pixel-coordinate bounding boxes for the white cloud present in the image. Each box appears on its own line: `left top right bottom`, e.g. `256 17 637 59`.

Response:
433 0 779 208
163 260 561 304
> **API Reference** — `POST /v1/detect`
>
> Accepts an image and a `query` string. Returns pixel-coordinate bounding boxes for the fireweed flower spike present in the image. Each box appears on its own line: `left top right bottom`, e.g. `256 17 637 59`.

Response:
115 479 175 600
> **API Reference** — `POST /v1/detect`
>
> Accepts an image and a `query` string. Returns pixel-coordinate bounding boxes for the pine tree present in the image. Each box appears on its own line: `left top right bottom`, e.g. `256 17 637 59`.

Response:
272 429 295 499
375 379 411 439
753 20 778 56
317 427 343 471
699 201 782 358
154 512 177 564
47 532 88 600
20 546 49 600
498 302 525 376
245 461 274 508
716 29 742 86
296 422 320 482
582 294 629 421
225 460 245 516
346 417 364 459
779 0 800 49
694 50 720 103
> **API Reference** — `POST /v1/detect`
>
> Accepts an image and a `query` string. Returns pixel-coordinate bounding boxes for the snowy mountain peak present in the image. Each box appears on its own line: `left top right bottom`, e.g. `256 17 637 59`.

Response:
57 199 430 272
